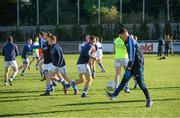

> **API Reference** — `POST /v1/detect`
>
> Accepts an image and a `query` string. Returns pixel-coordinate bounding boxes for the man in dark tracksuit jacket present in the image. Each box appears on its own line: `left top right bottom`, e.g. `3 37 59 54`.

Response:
106 28 153 107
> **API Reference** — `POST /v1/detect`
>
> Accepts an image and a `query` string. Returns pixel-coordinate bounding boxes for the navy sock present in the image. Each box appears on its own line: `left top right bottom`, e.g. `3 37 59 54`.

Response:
71 81 77 90
58 79 66 87
46 84 52 94
52 80 57 86
98 63 105 71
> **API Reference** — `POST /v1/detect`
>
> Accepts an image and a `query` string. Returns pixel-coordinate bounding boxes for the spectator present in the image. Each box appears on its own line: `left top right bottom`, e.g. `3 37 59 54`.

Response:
157 36 164 57
164 35 170 56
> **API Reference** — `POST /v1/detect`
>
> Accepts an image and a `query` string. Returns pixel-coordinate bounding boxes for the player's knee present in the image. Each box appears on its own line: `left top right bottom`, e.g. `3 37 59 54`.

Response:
14 69 18 73
80 79 84 83
85 79 92 86
138 82 146 89
115 74 120 78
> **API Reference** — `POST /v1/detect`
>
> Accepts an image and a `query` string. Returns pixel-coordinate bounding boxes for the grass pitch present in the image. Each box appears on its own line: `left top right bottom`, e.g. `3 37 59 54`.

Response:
0 54 180 117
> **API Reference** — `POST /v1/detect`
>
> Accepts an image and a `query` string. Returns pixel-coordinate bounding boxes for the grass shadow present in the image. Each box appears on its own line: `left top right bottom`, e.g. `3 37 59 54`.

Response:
54 98 180 107
0 90 43 94
148 86 180 90
0 105 137 117
0 96 39 103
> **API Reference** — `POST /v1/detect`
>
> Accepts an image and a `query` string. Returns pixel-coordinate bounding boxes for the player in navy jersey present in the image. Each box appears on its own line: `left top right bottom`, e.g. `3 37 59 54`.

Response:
40 32 52 78
2 36 19 86
18 38 33 76
40 35 78 96
106 28 153 107
74 36 97 97
80 35 90 50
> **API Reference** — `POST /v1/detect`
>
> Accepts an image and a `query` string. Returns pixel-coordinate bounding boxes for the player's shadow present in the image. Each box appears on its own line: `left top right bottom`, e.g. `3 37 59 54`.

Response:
0 95 40 99
55 98 180 107
0 90 43 94
148 86 180 90
1 98 179 117
0 97 39 103
0 106 123 117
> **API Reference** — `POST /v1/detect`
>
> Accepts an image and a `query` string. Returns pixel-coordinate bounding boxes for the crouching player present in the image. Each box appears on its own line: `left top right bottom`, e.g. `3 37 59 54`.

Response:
75 36 97 97
106 28 153 107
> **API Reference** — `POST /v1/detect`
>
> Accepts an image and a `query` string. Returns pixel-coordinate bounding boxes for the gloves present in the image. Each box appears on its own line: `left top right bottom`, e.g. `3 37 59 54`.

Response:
124 70 131 79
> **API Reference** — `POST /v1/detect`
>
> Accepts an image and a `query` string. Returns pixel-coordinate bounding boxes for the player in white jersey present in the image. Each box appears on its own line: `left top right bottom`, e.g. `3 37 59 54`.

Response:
95 37 106 72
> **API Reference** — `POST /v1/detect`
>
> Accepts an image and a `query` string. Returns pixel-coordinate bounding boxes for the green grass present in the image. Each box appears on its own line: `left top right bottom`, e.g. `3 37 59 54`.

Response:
0 54 180 117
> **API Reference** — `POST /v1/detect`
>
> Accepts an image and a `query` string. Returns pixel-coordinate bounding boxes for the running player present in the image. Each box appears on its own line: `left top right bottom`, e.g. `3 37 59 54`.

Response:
28 36 40 70
106 28 153 107
89 40 97 79
95 37 106 72
81 35 90 49
18 38 33 76
2 36 19 86
38 32 46 76
75 36 97 97
40 35 78 96
39 32 69 95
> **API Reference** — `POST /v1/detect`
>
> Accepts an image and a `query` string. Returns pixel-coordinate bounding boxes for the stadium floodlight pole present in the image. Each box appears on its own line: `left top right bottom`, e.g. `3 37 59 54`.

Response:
120 0 122 23
57 0 59 26
142 0 145 22
98 0 100 24
17 0 19 31
77 0 80 25
36 0 39 26
167 0 170 21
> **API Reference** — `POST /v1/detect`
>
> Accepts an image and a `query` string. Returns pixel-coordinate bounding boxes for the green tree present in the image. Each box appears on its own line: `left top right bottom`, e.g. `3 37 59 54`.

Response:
91 6 119 24
139 22 149 40
71 25 83 41
164 22 172 35
85 24 103 38
152 22 161 40
132 24 138 36
56 27 71 41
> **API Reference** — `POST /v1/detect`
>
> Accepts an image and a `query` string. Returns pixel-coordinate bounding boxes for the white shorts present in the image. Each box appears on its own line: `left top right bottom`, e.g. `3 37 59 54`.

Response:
49 63 67 75
44 63 52 71
4 61 18 69
32 53 39 58
22 58 29 64
96 55 102 60
114 58 128 67
77 64 92 76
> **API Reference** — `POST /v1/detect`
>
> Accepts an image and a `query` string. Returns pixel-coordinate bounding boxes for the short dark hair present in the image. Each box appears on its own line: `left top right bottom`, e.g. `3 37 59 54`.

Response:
118 28 128 34
39 32 44 36
7 36 13 42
